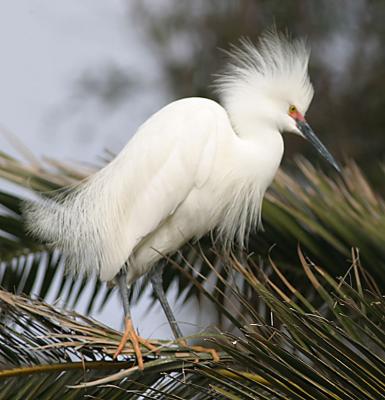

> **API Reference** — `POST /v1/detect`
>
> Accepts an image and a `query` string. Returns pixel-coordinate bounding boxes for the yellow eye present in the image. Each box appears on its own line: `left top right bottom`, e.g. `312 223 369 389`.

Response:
289 105 296 114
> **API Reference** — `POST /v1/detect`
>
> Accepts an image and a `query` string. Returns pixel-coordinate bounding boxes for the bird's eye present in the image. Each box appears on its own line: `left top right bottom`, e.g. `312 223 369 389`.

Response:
288 105 297 114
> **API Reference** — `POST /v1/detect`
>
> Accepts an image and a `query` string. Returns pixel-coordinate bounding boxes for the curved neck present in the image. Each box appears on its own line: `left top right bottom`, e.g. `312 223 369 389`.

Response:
226 101 279 141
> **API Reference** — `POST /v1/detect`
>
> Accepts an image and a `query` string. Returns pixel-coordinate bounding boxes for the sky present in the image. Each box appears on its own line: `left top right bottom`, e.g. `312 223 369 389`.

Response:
0 1 215 339
0 1 166 161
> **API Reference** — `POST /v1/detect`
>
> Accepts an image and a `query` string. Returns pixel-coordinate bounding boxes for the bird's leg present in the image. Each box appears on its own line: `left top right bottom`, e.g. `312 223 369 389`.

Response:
113 269 158 369
150 262 183 339
113 270 142 367
150 262 219 362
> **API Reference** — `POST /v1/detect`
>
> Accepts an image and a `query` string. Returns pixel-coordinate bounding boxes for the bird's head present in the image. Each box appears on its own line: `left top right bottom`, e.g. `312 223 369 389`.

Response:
215 30 340 172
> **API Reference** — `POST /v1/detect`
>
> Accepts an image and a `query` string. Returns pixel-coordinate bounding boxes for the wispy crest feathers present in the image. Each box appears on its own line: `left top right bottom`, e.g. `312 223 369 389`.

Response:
214 30 314 115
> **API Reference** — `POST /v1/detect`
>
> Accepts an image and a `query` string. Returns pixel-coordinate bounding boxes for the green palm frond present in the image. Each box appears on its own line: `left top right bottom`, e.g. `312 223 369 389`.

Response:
1 151 385 312
0 153 113 313
140 250 385 399
263 159 385 278
0 251 384 399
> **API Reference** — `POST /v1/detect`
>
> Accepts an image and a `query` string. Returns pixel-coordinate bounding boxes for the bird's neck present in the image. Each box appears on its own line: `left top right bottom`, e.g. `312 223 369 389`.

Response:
222 104 284 184
231 120 282 150
229 113 285 188
226 105 277 140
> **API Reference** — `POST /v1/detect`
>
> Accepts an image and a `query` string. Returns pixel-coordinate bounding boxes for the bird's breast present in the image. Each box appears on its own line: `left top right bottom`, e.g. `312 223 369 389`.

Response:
178 130 284 240
130 124 284 279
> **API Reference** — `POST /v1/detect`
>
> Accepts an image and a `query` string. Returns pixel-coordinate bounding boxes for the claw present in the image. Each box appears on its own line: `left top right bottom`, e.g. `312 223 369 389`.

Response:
190 345 220 362
178 339 220 362
138 336 160 354
113 318 158 369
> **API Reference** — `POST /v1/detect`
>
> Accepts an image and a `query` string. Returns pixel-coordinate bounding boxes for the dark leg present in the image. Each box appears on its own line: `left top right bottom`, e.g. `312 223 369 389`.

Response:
150 262 220 362
114 269 158 369
150 262 183 339
117 268 131 318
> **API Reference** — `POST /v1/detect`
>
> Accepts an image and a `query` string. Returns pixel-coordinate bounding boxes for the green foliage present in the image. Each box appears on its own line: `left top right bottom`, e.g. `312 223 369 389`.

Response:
261 159 385 285
1 152 385 314
0 251 384 399
1 149 385 397
0 153 111 313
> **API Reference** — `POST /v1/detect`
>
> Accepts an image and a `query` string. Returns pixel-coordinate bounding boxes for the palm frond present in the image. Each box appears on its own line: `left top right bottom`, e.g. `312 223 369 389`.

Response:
0 153 114 313
143 249 385 399
0 288 230 399
2 151 385 313
0 248 384 398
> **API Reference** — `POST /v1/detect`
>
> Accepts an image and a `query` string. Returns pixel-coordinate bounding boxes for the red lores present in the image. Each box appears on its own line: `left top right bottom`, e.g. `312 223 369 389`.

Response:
289 107 305 122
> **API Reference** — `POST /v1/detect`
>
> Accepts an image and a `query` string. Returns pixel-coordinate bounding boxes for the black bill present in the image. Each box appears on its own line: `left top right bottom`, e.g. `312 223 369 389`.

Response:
297 120 341 172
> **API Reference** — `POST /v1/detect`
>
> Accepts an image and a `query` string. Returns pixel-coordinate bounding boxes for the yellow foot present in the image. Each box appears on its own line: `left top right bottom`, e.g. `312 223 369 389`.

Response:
113 318 158 370
178 339 220 362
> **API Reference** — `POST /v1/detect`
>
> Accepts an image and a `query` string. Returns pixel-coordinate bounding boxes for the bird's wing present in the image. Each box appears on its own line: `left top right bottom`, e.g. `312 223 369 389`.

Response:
118 102 219 238
25 98 221 281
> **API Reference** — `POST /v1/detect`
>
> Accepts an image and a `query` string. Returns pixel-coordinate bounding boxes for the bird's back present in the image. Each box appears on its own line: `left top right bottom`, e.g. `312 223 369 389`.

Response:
24 97 232 282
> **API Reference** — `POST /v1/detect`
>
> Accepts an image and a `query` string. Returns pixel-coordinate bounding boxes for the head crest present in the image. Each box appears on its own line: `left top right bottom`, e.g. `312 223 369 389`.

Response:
214 30 314 117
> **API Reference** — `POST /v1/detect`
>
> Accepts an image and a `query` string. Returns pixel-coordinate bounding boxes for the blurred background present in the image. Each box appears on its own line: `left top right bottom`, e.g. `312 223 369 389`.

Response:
0 0 384 338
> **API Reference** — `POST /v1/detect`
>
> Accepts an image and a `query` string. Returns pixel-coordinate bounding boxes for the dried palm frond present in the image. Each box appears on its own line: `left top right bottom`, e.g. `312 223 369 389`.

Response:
1 249 384 399
0 287 231 399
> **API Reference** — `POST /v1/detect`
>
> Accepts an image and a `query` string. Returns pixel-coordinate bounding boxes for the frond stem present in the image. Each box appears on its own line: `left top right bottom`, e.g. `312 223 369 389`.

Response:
0 360 133 378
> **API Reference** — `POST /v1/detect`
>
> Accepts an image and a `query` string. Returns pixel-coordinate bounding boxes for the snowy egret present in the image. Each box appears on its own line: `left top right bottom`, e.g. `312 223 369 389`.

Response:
24 31 339 369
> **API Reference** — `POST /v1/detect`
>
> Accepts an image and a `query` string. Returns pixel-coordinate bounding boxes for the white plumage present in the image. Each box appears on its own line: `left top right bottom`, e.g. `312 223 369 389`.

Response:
24 31 322 285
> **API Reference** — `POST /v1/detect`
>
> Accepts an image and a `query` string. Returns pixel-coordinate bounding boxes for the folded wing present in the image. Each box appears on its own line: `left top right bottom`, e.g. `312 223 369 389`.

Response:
24 99 219 281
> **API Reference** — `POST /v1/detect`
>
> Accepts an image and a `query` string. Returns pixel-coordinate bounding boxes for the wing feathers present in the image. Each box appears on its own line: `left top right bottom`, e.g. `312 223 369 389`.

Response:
24 98 219 281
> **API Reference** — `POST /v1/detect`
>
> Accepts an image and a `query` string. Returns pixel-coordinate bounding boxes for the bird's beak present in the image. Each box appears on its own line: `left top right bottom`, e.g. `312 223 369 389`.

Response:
296 120 341 172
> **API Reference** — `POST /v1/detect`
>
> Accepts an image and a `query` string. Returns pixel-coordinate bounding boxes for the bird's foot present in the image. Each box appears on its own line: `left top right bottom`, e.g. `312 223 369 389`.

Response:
113 318 159 370
178 339 220 363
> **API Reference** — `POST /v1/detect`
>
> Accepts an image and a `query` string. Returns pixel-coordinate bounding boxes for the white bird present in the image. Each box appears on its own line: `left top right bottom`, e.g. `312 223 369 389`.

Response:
24 31 339 369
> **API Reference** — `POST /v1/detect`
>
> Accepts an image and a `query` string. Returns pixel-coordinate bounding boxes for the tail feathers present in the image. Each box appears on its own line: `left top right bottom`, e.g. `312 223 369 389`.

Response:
23 183 130 280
